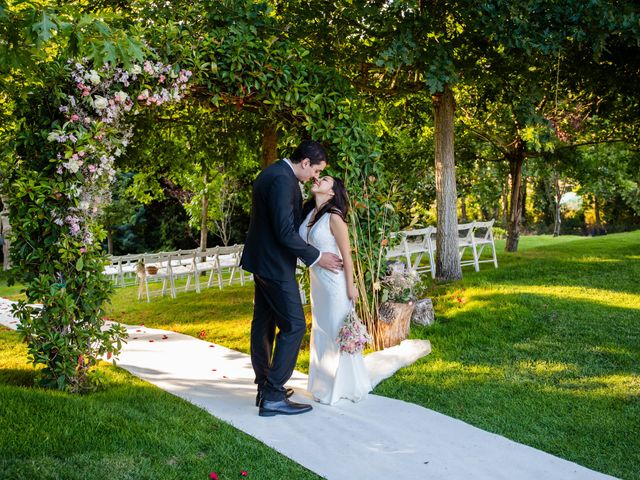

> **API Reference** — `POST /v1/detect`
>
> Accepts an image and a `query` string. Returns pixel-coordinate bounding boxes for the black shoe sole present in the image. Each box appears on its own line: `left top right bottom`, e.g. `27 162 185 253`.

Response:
258 407 312 417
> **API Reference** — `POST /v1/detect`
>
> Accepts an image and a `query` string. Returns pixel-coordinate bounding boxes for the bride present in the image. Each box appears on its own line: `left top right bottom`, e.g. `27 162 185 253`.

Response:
299 175 372 405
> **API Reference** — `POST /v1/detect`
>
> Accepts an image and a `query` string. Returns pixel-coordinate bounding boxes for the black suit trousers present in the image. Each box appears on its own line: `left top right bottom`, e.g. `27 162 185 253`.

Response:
250 274 306 401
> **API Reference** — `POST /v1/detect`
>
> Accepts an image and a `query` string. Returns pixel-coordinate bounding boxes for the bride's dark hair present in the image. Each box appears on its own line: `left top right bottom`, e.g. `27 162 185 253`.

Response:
302 176 349 228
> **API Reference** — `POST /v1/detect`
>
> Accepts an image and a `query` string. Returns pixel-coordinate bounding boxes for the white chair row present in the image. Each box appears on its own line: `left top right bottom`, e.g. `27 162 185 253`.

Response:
386 219 498 278
104 245 252 302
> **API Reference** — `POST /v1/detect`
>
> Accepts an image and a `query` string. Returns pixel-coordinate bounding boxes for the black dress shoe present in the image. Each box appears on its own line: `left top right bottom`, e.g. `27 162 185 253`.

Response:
259 398 313 417
255 387 294 407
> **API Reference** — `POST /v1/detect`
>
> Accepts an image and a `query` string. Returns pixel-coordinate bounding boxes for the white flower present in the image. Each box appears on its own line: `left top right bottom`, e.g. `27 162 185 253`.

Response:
88 70 101 85
114 148 122 157
114 91 128 103
130 64 142 75
64 158 81 173
47 132 60 142
93 95 109 110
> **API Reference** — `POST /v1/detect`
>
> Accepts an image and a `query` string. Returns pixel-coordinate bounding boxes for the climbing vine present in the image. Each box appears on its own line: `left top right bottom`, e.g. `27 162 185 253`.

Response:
10 58 191 392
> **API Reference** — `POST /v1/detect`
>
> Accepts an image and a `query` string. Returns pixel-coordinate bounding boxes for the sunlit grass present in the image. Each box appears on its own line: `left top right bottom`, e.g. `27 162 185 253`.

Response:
2 231 639 479
393 230 640 479
0 328 320 480
0 271 24 299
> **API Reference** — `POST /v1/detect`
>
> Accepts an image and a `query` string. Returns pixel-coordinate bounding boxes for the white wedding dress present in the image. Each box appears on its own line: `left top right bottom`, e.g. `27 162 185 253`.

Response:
300 210 372 405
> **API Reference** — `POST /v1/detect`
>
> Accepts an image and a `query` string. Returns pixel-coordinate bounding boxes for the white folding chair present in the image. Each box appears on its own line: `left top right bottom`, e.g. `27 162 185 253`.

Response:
169 249 198 293
457 222 479 271
386 227 436 279
108 253 145 287
104 255 121 285
137 253 175 302
191 247 218 292
472 219 498 269
217 244 247 286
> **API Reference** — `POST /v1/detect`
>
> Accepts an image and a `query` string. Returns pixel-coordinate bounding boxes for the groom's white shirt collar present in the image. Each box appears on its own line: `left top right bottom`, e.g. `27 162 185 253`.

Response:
283 158 296 176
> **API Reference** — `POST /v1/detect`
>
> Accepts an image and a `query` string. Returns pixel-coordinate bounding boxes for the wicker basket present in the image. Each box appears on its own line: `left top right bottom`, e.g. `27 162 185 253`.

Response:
146 265 158 275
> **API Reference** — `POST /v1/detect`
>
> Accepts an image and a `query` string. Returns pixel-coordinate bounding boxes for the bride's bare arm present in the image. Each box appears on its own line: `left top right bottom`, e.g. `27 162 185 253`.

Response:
330 213 358 302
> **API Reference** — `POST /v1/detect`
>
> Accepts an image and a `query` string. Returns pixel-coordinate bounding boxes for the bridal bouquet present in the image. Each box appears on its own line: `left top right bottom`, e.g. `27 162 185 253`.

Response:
337 307 371 355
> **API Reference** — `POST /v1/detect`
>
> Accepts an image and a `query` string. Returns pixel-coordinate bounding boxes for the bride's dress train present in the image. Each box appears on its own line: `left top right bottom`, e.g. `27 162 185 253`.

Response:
300 211 372 405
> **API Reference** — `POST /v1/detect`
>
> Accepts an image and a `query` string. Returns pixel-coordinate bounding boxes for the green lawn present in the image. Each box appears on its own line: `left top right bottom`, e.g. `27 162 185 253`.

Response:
0 329 320 480
397 232 640 480
2 231 639 479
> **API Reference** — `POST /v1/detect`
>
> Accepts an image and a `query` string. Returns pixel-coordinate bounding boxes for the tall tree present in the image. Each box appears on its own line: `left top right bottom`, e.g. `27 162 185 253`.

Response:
275 0 640 258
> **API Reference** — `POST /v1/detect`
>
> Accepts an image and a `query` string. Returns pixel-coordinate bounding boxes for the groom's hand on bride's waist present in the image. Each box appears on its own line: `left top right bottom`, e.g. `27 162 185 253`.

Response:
318 252 343 273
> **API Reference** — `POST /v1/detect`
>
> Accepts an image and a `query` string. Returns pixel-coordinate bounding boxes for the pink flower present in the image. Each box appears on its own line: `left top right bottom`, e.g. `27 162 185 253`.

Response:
80 247 87 254
241 470 248 476
71 114 79 121
82 89 90 97
159 74 165 83
209 472 218 480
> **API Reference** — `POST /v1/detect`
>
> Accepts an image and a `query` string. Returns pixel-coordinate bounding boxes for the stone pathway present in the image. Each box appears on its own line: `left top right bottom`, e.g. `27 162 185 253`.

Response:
0 298 616 480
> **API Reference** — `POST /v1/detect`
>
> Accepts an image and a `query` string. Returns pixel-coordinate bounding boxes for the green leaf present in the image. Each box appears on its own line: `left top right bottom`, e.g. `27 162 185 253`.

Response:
101 41 118 65
126 37 145 63
76 256 84 271
32 11 57 43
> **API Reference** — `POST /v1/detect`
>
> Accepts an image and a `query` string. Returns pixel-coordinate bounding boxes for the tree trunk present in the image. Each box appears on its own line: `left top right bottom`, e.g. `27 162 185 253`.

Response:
553 205 562 236
593 195 605 235
432 84 462 281
200 170 209 253
505 144 524 252
460 197 468 222
553 174 562 237
261 122 278 169
377 301 414 348
106 229 114 255
0 195 11 271
519 175 527 225
501 181 509 227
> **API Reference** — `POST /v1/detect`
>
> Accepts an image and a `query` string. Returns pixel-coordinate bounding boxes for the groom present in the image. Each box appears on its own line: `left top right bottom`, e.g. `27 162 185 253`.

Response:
241 140 342 417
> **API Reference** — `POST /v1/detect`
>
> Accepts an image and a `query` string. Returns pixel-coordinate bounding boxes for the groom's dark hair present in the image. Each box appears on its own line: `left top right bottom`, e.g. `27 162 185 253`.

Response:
290 140 327 165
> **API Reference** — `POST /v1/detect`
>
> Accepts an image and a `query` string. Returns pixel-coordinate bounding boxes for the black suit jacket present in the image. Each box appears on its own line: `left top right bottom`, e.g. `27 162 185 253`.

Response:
240 160 320 281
